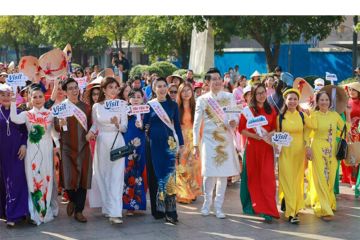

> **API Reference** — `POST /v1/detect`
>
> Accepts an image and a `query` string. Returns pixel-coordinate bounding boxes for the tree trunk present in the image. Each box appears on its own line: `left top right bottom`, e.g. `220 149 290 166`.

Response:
180 37 190 69
14 41 20 64
127 40 131 66
264 42 280 72
119 35 123 51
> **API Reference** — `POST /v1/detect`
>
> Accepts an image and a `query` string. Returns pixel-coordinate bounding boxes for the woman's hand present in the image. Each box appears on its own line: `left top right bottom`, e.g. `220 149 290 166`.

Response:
110 116 120 129
135 120 143 129
18 145 26 160
59 118 67 128
86 131 96 142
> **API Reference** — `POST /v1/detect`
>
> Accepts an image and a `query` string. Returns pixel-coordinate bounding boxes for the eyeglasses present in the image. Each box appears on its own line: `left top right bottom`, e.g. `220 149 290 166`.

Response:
255 91 266 96
170 91 177 94
67 86 79 91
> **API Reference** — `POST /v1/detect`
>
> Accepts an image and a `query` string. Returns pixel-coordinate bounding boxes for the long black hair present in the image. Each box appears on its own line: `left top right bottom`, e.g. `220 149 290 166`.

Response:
248 83 272 115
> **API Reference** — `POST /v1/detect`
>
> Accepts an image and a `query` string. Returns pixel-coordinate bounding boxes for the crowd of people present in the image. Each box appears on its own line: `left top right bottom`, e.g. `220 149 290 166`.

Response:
1 60 360 229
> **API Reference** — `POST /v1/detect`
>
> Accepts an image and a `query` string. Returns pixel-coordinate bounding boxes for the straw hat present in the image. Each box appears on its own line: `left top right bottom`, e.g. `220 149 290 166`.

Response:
168 74 184 82
283 88 301 98
243 85 252 95
19 56 40 80
63 43 72 61
250 70 261 78
0 83 12 92
39 48 68 79
345 82 360 93
319 85 348 114
293 77 314 109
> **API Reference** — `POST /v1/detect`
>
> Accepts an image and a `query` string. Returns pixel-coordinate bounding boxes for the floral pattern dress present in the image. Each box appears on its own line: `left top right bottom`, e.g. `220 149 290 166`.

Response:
143 99 184 219
123 115 147 211
306 110 349 217
10 103 57 225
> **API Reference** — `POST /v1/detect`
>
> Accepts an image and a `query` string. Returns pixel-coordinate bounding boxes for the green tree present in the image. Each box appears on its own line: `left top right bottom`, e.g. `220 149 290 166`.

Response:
194 16 345 71
130 16 201 68
0 16 44 63
35 16 108 65
85 16 134 50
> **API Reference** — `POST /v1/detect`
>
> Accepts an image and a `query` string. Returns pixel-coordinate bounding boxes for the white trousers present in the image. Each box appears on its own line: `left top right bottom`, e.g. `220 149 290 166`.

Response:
202 177 227 211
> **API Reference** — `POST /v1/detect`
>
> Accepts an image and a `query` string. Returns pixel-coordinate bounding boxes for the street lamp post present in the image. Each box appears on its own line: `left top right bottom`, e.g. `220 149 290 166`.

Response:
353 15 358 76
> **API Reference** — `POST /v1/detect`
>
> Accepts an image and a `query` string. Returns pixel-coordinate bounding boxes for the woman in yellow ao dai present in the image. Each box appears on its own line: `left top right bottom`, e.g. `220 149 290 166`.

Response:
277 89 316 224
306 91 350 221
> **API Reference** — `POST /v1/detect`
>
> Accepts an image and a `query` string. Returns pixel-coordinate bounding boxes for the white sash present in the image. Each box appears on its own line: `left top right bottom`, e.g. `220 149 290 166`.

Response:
64 99 88 131
148 99 179 149
207 95 240 151
242 106 269 137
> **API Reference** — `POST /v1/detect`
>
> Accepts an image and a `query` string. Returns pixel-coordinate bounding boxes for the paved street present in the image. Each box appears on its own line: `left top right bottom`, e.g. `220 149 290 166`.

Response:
1 182 359 240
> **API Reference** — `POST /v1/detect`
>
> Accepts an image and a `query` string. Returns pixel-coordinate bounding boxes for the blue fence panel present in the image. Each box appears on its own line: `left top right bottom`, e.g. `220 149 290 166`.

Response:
215 44 353 82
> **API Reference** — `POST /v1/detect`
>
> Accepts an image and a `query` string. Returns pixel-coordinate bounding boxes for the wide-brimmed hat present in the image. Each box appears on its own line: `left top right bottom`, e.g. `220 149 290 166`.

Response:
168 74 184 82
63 43 72 61
0 72 8 76
319 85 348 114
344 82 360 93
250 70 261 78
243 85 252 95
39 48 68 79
283 88 301 98
19 56 40 80
293 78 314 109
0 83 12 92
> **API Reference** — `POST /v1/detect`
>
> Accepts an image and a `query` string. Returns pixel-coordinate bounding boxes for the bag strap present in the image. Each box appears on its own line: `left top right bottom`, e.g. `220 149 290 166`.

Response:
111 131 120 150
340 124 347 139
279 111 304 132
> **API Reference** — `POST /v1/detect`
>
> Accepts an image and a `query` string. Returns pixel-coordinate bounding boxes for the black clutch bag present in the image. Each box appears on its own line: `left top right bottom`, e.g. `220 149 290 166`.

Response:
336 125 348 160
110 131 135 162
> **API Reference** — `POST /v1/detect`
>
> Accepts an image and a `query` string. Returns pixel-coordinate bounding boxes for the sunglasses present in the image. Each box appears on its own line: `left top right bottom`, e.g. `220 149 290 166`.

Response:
169 91 177 94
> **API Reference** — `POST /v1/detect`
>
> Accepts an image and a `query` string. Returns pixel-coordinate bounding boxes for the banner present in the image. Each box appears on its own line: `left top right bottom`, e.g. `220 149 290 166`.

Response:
104 99 127 112
127 104 150 121
6 73 28 93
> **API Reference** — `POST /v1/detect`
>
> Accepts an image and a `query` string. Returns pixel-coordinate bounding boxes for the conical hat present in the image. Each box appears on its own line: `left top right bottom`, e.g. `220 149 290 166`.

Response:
293 78 314 109
63 43 72 61
319 85 348 114
18 56 40 81
250 70 261 78
39 48 68 79
8 61 15 70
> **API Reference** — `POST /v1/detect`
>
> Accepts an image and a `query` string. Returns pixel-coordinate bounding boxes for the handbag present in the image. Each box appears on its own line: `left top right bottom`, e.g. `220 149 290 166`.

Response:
344 138 360 166
110 131 135 162
336 125 348 160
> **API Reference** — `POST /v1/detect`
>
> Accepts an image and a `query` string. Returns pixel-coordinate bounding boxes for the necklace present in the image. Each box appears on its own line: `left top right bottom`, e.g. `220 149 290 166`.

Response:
0 107 11 136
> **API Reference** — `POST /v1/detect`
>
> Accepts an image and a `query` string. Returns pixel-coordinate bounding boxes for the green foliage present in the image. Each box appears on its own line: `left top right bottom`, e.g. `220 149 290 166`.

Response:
303 75 323 87
339 77 357 85
85 16 134 49
172 69 188 79
130 16 200 68
144 65 164 77
355 22 360 33
129 64 148 78
35 16 108 58
151 61 178 77
193 16 345 71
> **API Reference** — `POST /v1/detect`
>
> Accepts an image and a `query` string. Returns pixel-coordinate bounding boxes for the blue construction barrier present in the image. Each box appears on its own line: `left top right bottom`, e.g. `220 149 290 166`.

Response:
215 44 353 82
